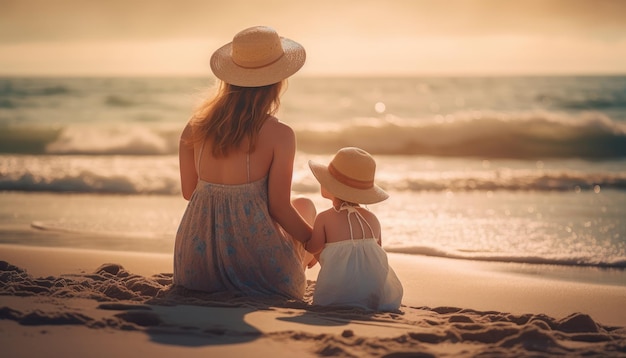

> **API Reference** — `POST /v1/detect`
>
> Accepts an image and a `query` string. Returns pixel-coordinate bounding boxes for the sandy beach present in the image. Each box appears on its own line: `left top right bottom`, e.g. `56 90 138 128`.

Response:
1 244 625 357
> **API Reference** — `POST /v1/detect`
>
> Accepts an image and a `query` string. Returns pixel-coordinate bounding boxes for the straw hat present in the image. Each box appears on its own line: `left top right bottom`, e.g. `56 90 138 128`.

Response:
210 26 306 87
309 147 389 205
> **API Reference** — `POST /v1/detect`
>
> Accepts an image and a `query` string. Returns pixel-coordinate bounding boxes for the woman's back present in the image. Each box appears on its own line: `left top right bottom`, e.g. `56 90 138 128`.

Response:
192 116 287 185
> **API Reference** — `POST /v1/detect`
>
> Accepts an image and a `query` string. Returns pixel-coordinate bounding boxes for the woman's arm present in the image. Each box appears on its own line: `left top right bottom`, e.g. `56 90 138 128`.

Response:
267 123 312 243
305 214 326 255
179 123 197 200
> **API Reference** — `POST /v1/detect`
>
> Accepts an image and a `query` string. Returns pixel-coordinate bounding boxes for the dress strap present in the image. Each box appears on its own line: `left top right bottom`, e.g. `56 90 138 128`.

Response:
336 203 376 243
197 140 206 175
246 152 250 183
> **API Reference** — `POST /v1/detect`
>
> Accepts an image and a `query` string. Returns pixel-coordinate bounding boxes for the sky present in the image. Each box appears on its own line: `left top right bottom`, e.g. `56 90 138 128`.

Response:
1 0 626 76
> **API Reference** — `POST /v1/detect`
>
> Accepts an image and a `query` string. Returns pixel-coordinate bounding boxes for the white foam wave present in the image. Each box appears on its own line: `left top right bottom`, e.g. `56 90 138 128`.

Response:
0 155 180 194
2 154 625 195
384 245 626 268
45 124 180 155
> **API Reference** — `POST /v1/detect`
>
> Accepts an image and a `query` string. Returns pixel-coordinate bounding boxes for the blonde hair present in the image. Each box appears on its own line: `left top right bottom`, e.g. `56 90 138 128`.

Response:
191 80 284 157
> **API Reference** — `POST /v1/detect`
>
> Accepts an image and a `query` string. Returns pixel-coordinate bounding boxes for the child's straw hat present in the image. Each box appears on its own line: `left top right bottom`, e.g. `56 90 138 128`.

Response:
309 147 389 204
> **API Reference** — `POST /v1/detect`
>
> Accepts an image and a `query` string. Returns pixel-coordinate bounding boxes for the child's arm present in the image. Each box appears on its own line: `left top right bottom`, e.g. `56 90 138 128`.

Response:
305 214 326 255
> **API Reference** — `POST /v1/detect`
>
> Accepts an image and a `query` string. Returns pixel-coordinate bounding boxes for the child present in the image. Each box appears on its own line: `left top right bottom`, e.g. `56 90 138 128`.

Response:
306 147 403 311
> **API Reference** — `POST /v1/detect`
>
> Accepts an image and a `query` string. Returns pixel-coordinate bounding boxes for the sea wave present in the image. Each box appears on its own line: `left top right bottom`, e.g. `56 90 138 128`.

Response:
383 245 626 268
0 155 181 195
0 82 71 98
4 171 625 195
45 125 180 155
0 125 180 155
536 91 626 111
295 110 626 159
0 171 180 195
1 154 625 195
1 110 626 159
407 170 626 192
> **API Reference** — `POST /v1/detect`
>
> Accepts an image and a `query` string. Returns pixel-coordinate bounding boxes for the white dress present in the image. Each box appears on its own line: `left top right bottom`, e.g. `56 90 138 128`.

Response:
313 205 403 311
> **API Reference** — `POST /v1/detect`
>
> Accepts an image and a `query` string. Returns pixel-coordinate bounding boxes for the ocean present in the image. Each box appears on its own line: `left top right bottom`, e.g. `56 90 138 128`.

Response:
1 75 625 282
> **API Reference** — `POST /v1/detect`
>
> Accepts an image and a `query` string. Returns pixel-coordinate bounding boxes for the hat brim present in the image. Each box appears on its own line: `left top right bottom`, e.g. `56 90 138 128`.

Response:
309 161 389 205
210 37 306 87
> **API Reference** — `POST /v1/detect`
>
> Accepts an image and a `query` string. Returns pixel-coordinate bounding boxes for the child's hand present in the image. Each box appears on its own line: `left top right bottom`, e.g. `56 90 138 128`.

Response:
306 256 318 268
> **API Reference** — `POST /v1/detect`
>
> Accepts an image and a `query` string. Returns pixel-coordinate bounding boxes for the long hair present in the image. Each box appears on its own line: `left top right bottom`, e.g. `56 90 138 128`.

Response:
190 80 284 157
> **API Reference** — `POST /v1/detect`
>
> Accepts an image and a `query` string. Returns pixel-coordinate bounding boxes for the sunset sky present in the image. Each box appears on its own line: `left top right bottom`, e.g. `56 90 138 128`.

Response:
1 0 625 76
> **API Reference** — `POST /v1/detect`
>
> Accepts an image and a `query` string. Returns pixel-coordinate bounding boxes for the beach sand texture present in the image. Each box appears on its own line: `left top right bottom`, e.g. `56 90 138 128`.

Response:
1 245 625 357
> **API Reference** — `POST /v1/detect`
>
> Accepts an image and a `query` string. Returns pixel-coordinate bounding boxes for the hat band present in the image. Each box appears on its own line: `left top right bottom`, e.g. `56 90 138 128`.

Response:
328 163 374 190
235 52 285 69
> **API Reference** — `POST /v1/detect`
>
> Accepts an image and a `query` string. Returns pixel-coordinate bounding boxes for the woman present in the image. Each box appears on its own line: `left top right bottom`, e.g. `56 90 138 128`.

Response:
174 26 315 299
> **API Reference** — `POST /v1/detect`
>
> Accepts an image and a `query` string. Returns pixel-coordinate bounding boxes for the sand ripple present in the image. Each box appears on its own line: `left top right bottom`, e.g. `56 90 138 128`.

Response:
1 260 625 357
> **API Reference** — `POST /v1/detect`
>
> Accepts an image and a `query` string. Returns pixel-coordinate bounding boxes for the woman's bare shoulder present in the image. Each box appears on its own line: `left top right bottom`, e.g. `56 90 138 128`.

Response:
181 121 193 135
263 115 292 130
260 116 295 144
180 122 195 147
